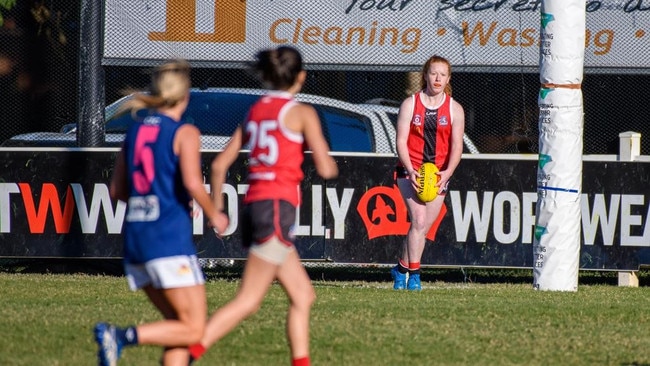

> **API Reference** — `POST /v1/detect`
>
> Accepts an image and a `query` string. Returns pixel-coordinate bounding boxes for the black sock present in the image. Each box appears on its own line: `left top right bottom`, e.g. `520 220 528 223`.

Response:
397 263 409 273
409 268 421 275
116 326 138 346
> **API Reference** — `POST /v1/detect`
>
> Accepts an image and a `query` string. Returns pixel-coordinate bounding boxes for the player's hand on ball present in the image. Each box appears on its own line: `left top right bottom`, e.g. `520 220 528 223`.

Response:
409 169 420 189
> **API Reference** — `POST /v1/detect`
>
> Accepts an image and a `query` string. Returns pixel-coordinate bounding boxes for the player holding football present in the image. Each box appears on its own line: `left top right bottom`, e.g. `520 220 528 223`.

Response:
392 55 466 291
187 46 338 366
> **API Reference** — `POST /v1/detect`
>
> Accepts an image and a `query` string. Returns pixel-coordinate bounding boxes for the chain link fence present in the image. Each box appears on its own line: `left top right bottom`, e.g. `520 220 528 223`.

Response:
1 1 649 155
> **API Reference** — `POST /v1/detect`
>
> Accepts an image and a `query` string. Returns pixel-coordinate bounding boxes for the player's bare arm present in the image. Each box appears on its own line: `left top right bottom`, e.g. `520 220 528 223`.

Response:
210 126 244 212
395 96 419 188
177 124 228 233
439 100 465 186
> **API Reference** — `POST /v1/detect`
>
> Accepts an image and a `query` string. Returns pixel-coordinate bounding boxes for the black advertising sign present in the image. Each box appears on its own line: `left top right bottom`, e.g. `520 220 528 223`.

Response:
0 150 648 270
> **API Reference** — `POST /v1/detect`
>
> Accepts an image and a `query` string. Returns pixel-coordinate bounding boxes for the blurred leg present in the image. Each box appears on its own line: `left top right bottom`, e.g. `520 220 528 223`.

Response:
201 252 278 348
276 250 315 359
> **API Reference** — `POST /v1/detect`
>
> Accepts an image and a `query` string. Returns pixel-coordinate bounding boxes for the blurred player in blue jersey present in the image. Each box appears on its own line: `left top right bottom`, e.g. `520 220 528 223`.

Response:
93 59 228 366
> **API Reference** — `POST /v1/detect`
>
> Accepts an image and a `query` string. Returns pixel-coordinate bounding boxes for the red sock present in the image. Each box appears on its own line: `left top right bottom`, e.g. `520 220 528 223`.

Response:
292 356 310 366
189 344 206 360
409 262 421 271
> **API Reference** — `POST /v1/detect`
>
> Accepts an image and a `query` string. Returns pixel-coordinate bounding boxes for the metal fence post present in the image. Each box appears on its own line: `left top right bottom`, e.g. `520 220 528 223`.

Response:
77 0 105 147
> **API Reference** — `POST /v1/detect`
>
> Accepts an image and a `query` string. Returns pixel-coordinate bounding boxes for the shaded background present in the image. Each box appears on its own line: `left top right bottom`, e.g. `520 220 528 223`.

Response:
1 1 649 155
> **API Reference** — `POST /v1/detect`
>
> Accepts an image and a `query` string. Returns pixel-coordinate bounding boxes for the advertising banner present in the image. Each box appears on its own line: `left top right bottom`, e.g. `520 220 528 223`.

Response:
103 0 650 70
0 150 648 270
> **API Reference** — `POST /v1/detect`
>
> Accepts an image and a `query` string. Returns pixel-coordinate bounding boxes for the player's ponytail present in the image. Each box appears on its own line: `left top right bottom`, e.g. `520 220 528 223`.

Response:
116 59 191 119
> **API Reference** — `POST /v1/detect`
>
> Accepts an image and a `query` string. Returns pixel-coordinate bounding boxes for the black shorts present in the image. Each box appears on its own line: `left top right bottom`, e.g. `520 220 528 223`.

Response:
395 166 409 179
240 199 296 248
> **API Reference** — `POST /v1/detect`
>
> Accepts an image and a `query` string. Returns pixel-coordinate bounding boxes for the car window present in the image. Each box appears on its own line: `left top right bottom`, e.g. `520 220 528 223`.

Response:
313 105 373 153
104 92 260 135
382 110 398 127
104 91 376 153
105 110 145 132
184 92 259 136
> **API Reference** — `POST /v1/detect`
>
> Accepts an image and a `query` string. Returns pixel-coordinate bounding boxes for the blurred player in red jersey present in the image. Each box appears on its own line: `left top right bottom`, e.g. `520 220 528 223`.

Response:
392 55 466 291
188 46 338 366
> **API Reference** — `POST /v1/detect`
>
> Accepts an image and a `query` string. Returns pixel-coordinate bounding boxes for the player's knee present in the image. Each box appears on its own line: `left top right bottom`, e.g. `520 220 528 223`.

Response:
409 216 430 232
305 287 316 307
293 286 316 309
307 289 316 307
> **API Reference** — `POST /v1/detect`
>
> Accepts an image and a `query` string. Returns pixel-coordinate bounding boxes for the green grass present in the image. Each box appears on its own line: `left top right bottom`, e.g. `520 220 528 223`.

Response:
1 267 650 365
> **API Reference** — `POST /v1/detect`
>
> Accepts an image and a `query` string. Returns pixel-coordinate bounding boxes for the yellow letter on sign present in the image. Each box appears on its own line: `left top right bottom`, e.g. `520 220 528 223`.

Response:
149 0 246 43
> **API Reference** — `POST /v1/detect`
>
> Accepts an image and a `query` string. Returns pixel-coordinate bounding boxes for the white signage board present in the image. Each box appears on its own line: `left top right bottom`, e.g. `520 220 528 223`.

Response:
103 0 649 70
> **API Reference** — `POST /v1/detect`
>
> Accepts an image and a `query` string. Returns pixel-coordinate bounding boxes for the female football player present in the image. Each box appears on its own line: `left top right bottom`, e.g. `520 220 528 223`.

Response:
392 55 466 291
94 59 228 366
189 46 338 366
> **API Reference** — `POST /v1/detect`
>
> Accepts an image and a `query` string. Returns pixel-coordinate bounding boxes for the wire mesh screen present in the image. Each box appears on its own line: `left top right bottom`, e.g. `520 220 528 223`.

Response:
1 1 650 155
0 1 78 145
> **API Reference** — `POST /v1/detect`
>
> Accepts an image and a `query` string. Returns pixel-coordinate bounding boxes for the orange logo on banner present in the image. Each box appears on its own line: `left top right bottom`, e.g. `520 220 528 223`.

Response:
356 185 447 241
18 183 75 234
149 0 246 43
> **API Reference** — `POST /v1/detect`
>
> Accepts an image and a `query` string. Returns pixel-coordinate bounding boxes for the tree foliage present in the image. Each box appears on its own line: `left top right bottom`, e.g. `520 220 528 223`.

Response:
0 0 17 27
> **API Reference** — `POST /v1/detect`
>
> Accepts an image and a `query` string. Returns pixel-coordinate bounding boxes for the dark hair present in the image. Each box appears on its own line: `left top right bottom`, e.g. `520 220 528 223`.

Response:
252 46 303 90
420 55 453 96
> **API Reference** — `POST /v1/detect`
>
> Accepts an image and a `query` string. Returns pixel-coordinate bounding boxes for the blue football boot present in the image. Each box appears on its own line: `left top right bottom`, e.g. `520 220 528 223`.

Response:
391 266 407 290
94 322 123 366
407 273 422 291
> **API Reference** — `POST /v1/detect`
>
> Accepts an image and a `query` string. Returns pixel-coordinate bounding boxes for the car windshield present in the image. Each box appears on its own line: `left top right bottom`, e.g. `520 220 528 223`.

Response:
105 92 258 135
104 90 375 153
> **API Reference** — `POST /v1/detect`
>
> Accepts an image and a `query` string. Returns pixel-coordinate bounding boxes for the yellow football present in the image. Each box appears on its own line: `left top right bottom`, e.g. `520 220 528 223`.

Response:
416 162 439 203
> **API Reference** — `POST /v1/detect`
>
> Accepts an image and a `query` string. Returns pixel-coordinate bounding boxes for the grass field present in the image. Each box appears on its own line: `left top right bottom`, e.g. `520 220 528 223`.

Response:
1 264 650 366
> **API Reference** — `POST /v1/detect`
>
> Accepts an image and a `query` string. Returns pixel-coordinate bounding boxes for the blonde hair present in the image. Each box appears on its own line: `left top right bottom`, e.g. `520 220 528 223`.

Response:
117 59 191 118
420 55 453 96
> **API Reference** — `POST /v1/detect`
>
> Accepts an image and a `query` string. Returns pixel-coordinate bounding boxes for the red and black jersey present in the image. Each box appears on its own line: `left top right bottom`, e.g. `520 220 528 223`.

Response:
404 91 454 171
242 91 304 207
